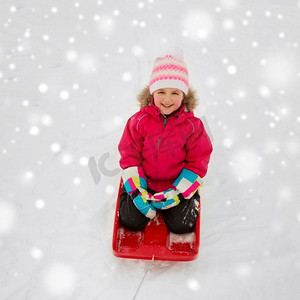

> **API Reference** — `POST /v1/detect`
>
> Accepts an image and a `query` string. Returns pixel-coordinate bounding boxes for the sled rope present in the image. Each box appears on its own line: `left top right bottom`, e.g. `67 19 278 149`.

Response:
132 255 154 300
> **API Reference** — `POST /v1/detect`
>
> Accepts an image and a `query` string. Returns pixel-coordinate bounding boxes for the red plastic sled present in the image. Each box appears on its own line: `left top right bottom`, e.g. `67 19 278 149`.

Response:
112 180 201 261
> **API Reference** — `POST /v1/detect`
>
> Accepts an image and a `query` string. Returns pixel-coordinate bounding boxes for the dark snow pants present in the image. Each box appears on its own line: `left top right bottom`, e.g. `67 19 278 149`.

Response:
119 186 200 234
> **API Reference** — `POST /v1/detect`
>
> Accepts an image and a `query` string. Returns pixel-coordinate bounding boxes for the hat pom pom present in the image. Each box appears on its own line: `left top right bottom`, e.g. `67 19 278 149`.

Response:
161 46 184 60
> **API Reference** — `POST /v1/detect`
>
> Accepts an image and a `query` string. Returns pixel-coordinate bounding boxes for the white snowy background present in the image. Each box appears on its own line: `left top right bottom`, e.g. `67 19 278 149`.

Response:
0 0 300 299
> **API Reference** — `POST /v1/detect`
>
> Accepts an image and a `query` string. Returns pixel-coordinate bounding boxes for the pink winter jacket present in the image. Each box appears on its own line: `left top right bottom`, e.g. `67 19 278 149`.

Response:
118 91 213 192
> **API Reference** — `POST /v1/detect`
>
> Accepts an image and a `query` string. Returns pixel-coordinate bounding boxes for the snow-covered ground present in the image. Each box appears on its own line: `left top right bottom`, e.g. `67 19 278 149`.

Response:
1 0 300 299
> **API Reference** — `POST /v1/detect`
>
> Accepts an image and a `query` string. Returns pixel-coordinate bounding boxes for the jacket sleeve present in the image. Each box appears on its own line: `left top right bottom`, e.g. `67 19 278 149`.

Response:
118 113 145 169
184 118 213 178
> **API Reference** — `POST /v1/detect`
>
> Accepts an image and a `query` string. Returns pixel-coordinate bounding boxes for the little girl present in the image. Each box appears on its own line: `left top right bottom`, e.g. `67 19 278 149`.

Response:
118 49 213 234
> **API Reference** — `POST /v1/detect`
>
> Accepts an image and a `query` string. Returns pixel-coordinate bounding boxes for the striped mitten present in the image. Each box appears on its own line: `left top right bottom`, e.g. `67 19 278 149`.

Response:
151 168 202 210
122 166 156 219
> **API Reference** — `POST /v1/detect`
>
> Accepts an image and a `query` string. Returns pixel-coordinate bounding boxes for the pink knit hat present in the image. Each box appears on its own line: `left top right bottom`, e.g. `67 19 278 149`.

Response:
149 48 189 95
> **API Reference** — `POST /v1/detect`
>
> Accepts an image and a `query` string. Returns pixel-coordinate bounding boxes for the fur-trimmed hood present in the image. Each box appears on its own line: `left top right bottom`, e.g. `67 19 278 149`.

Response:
137 86 198 112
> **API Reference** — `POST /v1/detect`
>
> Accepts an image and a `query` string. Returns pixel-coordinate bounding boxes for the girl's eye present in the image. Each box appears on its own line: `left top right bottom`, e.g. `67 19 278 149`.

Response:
172 93 179 95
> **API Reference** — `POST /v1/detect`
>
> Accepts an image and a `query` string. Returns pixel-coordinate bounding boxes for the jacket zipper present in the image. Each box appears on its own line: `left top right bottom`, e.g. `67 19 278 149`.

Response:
163 117 167 128
157 116 168 149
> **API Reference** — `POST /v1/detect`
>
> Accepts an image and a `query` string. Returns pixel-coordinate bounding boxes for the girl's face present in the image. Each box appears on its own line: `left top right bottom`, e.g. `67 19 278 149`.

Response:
153 88 184 115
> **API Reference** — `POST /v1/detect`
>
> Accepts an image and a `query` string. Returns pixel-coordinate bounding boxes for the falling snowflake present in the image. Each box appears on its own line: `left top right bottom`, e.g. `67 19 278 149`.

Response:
122 72 132 82
182 11 215 39
38 83 48 93
43 263 77 296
